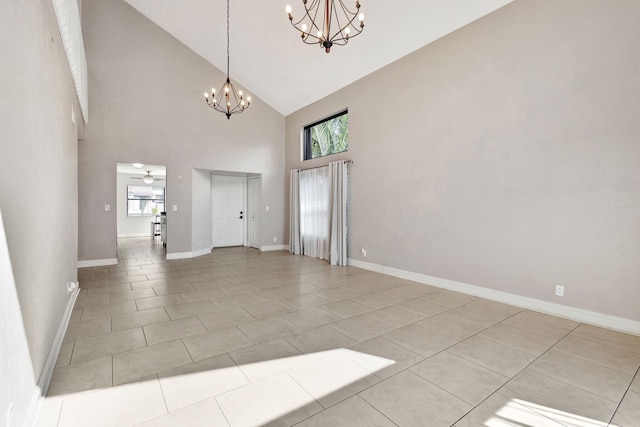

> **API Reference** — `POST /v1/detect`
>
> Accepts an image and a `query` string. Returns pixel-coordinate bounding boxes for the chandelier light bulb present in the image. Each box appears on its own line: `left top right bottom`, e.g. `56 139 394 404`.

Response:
301 23 308 33
345 27 351 35
286 5 292 14
238 90 243 96
359 13 364 22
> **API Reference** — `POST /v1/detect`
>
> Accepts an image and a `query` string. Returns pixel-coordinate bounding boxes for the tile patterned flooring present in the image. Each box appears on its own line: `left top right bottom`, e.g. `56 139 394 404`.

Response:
37 238 640 426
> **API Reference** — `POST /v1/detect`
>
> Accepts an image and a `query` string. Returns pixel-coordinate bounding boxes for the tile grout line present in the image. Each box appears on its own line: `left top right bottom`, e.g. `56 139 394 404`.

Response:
607 365 639 426
450 322 585 426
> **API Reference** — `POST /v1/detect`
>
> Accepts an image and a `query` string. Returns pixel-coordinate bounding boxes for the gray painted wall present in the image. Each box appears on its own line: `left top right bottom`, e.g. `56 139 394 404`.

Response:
79 0 286 262
0 0 80 424
285 0 640 321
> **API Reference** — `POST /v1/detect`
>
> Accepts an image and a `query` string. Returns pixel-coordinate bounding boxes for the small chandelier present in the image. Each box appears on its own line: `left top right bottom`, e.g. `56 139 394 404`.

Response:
143 171 154 184
204 0 251 119
286 0 365 53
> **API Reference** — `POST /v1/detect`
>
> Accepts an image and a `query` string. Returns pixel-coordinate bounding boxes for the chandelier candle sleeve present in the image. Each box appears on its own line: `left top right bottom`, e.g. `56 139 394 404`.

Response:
203 0 251 119
286 0 365 53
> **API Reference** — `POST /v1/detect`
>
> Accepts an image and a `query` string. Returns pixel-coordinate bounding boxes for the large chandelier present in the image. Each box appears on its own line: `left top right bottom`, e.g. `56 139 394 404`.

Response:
286 0 365 53
204 0 251 119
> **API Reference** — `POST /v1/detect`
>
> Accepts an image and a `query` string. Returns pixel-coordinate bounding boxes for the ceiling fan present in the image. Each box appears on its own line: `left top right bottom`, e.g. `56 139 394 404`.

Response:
131 170 165 184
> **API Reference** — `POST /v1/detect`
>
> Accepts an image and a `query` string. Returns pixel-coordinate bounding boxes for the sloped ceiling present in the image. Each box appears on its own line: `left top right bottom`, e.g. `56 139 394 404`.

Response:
123 0 514 116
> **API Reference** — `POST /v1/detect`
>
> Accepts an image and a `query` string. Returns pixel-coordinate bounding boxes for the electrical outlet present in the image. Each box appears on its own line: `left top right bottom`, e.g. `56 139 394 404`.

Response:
361 248 367 257
172 205 178 211
273 236 277 242
104 204 110 212
555 284 565 297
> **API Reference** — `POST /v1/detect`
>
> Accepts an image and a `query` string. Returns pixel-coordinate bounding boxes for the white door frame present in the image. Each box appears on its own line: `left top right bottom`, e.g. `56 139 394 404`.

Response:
248 176 261 249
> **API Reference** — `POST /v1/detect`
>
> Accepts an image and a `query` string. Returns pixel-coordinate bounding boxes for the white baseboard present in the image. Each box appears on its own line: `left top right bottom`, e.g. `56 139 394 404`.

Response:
28 288 80 425
166 251 192 260
77 258 118 268
261 245 288 252
22 386 43 427
348 258 640 336
166 246 212 260
192 246 213 258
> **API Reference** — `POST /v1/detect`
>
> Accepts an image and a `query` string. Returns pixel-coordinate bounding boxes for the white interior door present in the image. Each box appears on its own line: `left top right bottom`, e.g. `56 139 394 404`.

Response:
248 177 261 249
212 175 246 247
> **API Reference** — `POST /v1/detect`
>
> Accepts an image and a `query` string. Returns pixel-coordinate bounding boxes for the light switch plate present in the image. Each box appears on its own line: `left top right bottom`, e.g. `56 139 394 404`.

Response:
104 204 110 212
172 205 178 212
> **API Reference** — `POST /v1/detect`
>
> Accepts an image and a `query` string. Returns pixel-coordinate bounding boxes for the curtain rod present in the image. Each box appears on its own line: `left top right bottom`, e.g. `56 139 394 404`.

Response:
297 160 353 172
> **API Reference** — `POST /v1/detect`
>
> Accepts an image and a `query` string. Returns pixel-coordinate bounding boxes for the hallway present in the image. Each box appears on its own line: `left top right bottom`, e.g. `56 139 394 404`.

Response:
37 239 640 426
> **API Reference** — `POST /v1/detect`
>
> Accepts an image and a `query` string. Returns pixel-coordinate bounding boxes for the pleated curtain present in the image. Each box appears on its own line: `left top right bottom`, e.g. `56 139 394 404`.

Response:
289 169 301 255
328 160 348 265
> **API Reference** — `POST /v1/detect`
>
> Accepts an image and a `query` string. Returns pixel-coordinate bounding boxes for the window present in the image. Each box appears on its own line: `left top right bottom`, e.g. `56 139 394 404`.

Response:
303 110 348 160
127 185 165 217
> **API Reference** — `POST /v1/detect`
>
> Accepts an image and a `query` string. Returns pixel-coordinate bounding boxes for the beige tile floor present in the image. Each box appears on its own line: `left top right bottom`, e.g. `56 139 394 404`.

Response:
37 238 640 427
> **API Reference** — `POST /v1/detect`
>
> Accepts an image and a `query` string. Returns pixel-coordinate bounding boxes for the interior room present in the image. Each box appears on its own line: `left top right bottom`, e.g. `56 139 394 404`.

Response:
1 0 639 426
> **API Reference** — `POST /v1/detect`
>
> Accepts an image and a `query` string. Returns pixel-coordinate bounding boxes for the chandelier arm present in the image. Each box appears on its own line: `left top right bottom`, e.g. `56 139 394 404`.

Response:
228 84 244 114
337 0 362 32
290 0 323 43
329 0 344 40
329 0 362 42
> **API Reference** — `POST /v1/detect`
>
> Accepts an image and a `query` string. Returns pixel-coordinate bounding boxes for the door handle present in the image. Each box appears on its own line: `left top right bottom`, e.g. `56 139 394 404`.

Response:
239 215 243 219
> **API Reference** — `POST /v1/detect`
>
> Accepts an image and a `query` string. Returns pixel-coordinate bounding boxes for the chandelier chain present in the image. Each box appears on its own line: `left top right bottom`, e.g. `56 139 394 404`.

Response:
226 0 229 78
203 0 251 119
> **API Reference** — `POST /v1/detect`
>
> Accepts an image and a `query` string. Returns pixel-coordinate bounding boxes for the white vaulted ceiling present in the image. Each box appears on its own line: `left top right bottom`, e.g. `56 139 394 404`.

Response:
123 0 513 116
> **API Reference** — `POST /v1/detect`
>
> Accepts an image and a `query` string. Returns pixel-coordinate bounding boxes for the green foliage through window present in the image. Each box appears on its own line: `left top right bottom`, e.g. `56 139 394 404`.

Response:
304 110 348 160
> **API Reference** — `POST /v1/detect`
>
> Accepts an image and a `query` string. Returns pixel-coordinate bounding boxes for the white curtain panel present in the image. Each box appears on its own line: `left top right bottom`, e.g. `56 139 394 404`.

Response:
289 169 302 254
299 166 331 260
329 161 348 266
290 161 349 264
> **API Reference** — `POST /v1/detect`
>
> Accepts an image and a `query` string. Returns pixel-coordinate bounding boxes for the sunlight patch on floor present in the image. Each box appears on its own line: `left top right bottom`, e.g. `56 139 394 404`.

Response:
485 398 615 427
41 349 396 427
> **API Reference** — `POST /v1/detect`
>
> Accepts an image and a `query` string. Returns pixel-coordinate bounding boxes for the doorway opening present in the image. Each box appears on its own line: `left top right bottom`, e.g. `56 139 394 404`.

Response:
116 162 167 258
210 172 261 250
